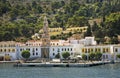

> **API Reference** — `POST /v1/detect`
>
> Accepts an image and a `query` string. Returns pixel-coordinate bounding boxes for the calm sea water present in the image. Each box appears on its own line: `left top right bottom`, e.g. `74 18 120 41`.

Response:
0 63 120 78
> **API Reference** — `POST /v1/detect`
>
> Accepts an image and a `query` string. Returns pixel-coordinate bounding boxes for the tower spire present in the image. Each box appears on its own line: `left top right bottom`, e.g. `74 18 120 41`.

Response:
41 15 50 58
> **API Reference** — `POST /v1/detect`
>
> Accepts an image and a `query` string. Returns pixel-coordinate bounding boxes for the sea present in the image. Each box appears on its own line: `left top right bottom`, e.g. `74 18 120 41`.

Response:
0 63 120 78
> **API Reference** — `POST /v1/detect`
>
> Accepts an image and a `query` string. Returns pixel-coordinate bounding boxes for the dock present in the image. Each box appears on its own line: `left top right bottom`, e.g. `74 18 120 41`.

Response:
13 61 111 67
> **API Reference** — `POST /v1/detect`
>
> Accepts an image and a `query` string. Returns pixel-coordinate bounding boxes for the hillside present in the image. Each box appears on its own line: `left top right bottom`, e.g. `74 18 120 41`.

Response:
0 0 120 44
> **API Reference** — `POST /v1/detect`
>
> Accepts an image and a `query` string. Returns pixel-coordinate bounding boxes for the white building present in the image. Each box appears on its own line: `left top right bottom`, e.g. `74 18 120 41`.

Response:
16 46 41 60
50 45 74 59
78 45 114 61
0 37 120 62
113 45 120 62
78 37 97 45
0 41 17 61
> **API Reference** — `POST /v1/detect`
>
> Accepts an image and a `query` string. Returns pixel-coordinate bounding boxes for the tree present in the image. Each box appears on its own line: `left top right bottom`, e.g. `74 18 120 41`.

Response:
95 52 102 61
105 13 120 37
55 53 60 59
116 54 120 59
89 52 95 61
21 50 30 61
82 54 87 61
84 25 92 36
62 52 70 59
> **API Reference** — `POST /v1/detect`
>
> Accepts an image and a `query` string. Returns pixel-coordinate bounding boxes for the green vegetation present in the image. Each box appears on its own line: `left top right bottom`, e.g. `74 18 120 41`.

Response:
88 52 102 61
55 53 60 59
0 0 120 44
95 52 102 61
82 54 87 61
89 52 96 61
62 52 70 59
21 50 30 60
116 54 120 59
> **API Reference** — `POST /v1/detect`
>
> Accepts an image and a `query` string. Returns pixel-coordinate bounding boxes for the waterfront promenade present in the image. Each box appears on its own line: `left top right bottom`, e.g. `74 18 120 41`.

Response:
14 61 111 67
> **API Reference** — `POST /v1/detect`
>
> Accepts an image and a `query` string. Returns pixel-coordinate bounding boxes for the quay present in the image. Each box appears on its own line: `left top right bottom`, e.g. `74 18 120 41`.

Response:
13 61 111 67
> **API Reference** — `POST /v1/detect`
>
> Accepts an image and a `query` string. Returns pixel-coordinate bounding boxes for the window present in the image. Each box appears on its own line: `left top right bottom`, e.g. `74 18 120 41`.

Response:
98 48 100 52
91 48 93 52
106 48 108 52
85 49 87 53
71 53 73 55
95 48 97 52
68 48 69 51
36 48 38 51
103 48 105 53
106 55 108 59
1 49 3 52
88 49 90 53
4 49 6 52
84 28 86 30
62 48 63 51
115 48 118 52
82 48 84 53
26 48 30 51
33 53 35 55
65 48 66 51
53 53 55 56
53 48 54 51
20 49 22 51
36 53 38 55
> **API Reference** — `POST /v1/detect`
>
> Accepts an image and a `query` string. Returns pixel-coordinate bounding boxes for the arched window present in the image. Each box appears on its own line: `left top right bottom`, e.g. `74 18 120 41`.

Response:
33 52 35 55
36 48 38 51
68 48 69 51
91 48 93 52
4 49 6 52
53 53 55 56
103 48 105 53
115 48 118 52
62 48 63 51
65 48 66 51
82 48 84 53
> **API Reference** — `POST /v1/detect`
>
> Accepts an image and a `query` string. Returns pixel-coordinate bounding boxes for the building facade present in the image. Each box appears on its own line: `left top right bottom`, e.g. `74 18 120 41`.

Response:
0 37 120 62
0 41 17 61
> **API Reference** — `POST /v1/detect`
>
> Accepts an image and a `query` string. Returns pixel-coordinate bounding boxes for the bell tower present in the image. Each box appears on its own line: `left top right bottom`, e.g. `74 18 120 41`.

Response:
41 16 50 58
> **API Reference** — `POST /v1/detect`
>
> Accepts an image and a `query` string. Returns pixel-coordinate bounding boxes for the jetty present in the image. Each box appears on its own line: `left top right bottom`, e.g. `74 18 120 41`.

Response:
13 61 111 67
